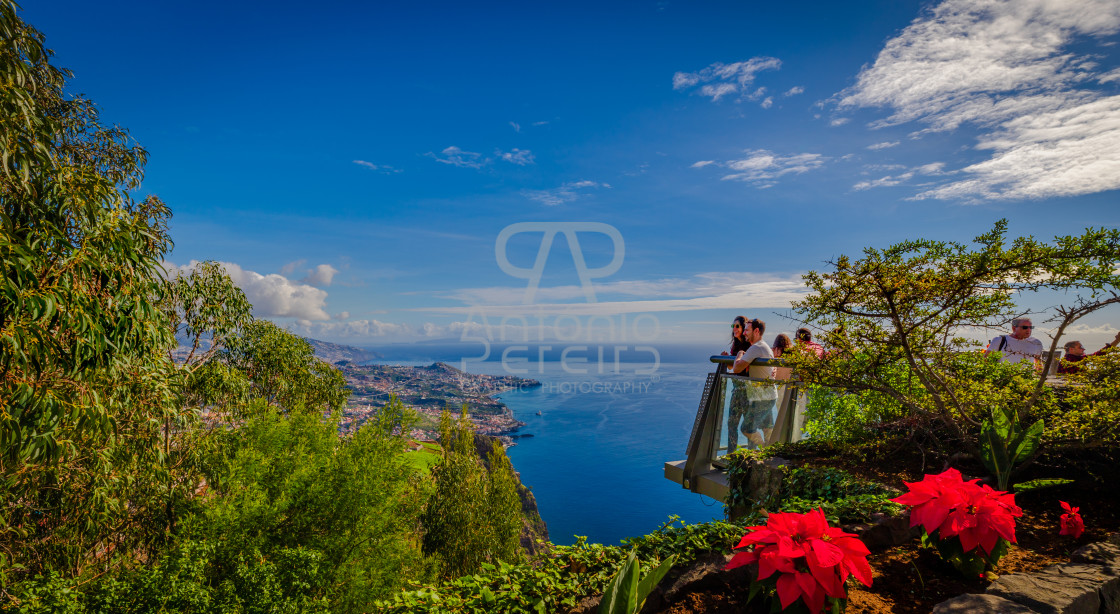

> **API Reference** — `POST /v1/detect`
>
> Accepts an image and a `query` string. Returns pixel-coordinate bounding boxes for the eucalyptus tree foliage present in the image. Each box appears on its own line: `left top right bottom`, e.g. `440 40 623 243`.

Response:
422 409 523 580
159 260 252 371
785 220 1120 456
220 320 349 414
0 1 182 577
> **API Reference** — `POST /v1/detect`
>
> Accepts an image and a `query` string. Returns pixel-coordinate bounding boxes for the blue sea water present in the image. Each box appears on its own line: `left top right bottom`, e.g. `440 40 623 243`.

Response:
368 343 728 546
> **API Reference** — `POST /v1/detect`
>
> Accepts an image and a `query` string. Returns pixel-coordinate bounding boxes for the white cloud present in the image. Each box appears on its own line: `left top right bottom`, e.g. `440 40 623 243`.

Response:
523 180 609 206
280 259 306 275
692 149 826 186
167 260 331 321
836 0 1120 200
497 148 535 165
428 146 488 168
301 264 339 287
784 86 804 97
422 271 812 317
673 57 782 103
353 160 400 173
291 318 490 341
914 96 1120 200
867 141 900 150
854 162 945 191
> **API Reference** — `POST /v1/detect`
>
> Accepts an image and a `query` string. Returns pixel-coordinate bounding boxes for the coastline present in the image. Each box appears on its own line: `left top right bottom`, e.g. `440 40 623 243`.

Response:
338 361 540 444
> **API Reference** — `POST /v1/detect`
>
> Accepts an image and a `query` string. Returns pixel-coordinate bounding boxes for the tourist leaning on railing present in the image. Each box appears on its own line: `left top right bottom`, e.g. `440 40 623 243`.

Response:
729 318 778 448
795 327 825 358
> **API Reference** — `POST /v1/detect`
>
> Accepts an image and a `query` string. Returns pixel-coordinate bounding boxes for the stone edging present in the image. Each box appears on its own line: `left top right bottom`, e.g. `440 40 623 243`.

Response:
932 534 1120 613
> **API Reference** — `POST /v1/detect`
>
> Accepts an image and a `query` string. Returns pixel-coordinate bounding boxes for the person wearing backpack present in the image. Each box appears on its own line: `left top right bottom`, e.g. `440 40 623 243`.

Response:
984 318 1043 366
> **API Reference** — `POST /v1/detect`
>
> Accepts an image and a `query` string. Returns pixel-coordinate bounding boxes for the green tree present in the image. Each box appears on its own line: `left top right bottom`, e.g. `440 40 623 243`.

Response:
193 396 429 611
221 320 348 414
786 221 1120 465
1 1 182 578
421 409 523 579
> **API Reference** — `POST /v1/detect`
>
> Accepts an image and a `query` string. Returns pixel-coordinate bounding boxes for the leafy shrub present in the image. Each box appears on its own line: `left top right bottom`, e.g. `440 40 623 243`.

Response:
188 397 430 610
375 517 746 614
421 409 524 579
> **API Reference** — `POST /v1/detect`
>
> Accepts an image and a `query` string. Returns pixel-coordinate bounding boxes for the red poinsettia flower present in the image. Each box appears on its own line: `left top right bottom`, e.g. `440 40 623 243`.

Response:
726 508 873 613
1059 501 1084 539
891 468 1022 556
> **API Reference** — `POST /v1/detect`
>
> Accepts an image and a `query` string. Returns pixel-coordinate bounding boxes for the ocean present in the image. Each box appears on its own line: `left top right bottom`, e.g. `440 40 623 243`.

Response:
367 343 728 546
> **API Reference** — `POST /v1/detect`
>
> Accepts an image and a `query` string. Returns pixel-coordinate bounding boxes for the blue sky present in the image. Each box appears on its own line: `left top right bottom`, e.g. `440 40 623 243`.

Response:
28 0 1120 350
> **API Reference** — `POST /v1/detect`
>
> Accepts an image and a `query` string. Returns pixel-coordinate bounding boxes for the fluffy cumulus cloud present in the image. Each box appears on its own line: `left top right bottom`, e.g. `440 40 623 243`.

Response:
301 264 339 287
167 260 331 321
673 57 782 103
692 149 826 187
837 0 1120 201
522 180 610 206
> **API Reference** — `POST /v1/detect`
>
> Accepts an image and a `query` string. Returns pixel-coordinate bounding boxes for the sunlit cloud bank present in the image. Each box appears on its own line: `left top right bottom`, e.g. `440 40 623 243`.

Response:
837 0 1120 200
164 260 332 321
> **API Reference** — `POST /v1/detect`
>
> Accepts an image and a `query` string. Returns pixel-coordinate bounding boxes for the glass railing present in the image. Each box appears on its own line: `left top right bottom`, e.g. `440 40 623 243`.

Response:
675 356 807 493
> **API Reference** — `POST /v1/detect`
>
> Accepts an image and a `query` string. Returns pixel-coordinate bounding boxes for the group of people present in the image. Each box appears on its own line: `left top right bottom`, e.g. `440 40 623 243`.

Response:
719 316 823 451
982 317 1120 375
717 314 1119 452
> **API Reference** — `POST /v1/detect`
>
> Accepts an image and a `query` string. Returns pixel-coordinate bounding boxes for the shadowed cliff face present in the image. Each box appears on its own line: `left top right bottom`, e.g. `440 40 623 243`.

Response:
473 433 550 555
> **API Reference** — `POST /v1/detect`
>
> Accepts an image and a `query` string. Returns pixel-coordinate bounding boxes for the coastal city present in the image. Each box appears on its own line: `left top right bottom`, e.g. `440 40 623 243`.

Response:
336 361 540 442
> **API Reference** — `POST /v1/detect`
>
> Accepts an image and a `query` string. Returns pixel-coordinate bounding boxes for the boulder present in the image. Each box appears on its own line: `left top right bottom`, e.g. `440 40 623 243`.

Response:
987 563 1120 614
931 593 1040 613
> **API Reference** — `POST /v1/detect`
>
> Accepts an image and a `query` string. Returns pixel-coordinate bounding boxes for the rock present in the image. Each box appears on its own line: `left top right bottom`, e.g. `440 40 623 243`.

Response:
849 513 921 551
987 563 1120 614
931 593 1040 613
1071 541 1120 567
747 458 789 508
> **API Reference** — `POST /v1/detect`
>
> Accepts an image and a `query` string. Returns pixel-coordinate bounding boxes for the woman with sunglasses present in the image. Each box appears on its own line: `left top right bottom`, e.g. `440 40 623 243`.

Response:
721 316 750 356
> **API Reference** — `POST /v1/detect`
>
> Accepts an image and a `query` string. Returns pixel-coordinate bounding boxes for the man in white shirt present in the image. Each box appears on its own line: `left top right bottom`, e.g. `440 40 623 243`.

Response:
984 318 1044 366
728 318 778 448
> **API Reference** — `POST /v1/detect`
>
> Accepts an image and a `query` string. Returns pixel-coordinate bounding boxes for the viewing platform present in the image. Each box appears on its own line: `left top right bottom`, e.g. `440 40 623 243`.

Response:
663 355 807 501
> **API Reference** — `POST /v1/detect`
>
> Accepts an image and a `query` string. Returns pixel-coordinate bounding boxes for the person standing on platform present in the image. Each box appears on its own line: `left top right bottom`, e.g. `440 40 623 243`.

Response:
729 319 777 448
795 328 825 358
984 318 1043 366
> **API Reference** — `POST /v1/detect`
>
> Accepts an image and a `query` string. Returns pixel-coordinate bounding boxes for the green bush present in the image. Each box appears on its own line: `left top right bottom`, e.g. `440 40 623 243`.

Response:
375 517 745 614
187 397 431 611
421 410 524 579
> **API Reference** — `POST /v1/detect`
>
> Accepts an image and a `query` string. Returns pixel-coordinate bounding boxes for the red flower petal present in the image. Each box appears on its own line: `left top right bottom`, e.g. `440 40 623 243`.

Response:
775 572 803 610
